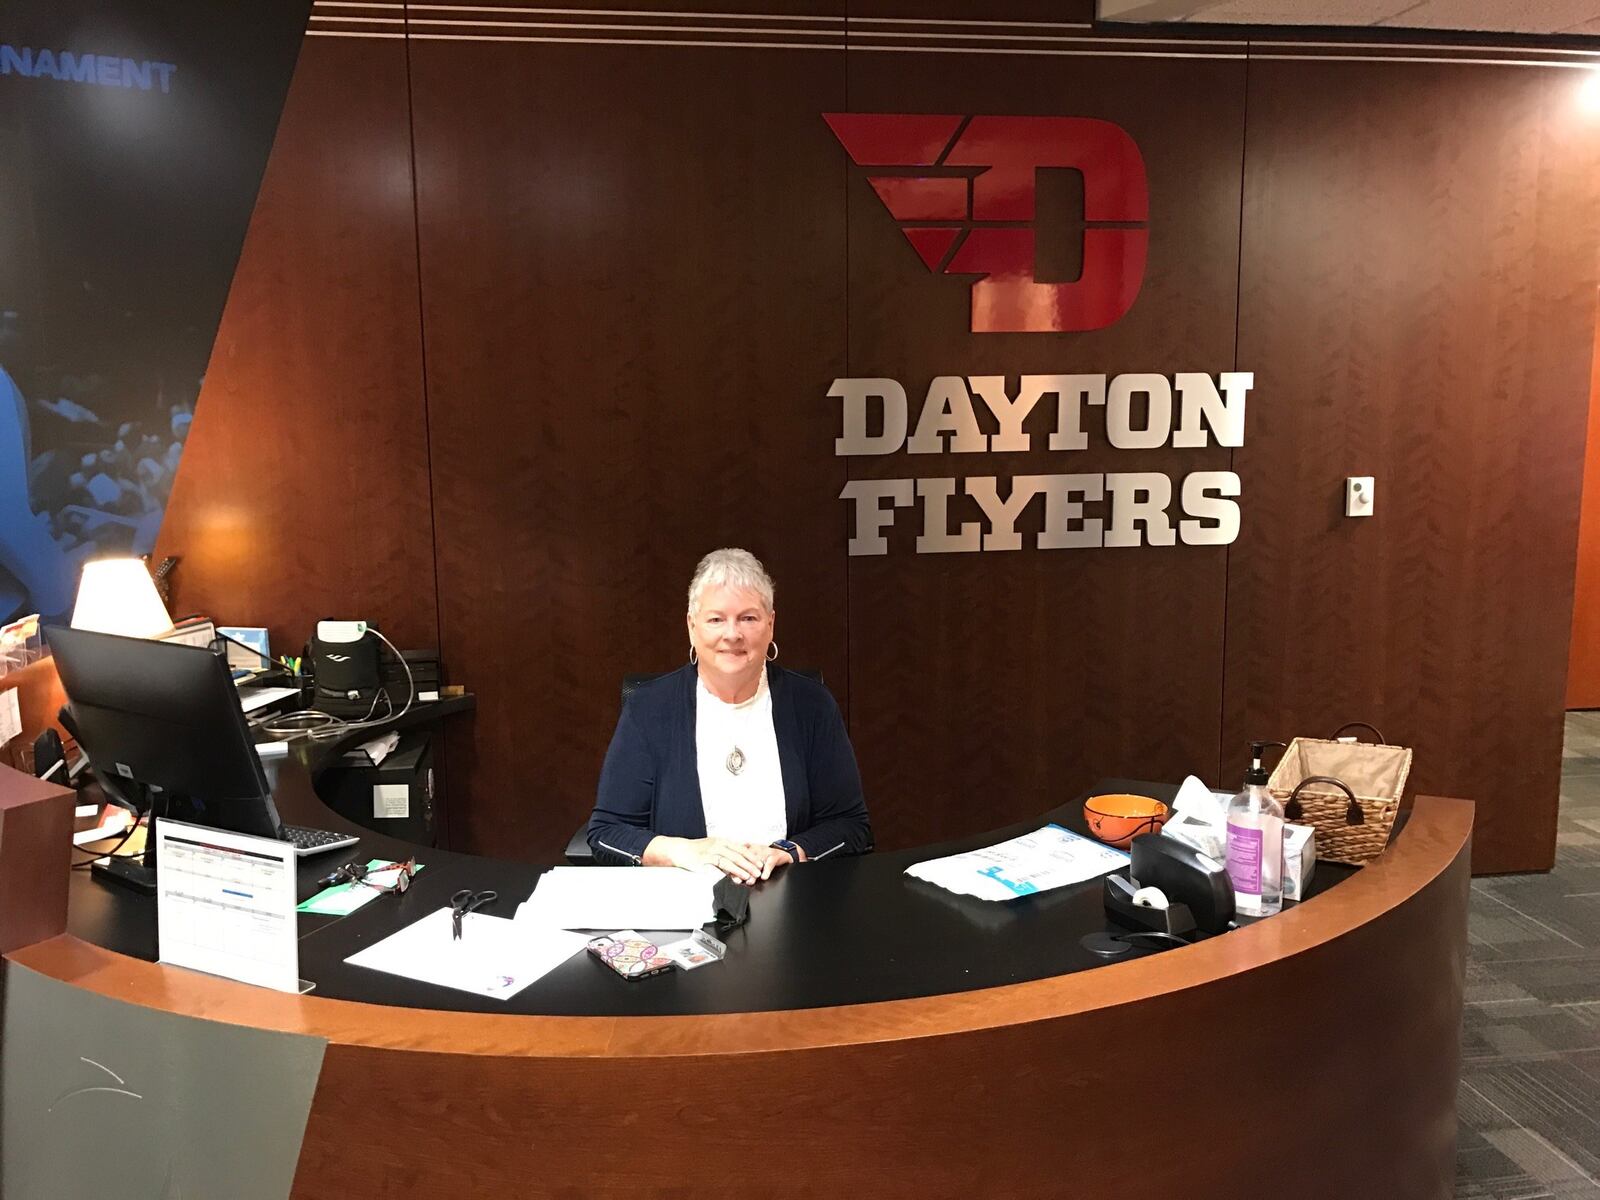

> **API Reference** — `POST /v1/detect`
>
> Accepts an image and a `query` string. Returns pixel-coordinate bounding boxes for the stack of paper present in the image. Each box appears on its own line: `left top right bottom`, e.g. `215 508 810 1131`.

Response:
346 908 589 1000
515 866 716 931
905 824 1130 902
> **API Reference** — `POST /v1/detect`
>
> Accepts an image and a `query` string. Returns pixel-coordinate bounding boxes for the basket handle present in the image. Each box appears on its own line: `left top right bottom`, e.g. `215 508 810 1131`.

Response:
1286 775 1363 826
1329 721 1386 744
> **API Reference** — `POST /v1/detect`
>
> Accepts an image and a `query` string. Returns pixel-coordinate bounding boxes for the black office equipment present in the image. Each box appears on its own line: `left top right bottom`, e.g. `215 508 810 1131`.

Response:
45 626 358 893
307 620 385 717
317 731 438 846
381 650 440 709
1103 832 1235 939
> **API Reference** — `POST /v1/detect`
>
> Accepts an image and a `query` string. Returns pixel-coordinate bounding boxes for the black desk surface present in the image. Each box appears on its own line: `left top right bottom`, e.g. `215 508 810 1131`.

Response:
68 743 1358 1016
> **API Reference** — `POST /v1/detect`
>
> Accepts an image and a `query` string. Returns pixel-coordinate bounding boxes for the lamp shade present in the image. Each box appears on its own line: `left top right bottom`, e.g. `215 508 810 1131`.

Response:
70 559 174 639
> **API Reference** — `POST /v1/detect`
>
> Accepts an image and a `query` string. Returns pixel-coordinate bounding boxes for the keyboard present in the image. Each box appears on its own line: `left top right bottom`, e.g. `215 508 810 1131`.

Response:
280 824 361 857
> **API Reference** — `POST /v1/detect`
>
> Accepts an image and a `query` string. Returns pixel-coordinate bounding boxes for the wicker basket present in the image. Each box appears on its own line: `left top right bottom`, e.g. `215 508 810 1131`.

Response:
1265 729 1413 866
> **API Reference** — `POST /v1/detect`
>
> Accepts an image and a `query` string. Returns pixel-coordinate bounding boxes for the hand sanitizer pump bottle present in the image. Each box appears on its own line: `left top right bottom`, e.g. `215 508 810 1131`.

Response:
1226 741 1285 918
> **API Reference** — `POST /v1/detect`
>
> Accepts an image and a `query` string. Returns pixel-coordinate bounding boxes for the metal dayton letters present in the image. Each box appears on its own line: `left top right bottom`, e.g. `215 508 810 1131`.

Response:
823 114 1148 334
830 373 1251 557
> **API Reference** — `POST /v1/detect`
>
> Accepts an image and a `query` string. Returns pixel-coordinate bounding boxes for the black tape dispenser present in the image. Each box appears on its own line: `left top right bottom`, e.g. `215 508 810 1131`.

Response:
1095 832 1235 952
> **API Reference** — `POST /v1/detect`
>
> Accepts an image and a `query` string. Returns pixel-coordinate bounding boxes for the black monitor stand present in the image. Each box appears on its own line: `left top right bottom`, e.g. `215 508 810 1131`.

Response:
92 845 158 893
57 703 161 895
89 780 162 895
88 785 283 896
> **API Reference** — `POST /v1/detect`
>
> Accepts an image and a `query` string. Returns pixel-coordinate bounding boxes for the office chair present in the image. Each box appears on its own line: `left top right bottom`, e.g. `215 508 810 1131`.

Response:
564 668 822 865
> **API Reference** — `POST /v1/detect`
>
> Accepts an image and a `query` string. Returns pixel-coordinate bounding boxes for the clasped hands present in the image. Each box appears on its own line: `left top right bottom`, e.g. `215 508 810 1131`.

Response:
642 835 799 885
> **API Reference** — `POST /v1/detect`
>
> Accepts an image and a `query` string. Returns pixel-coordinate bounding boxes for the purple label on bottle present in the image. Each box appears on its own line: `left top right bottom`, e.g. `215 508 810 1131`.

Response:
1227 822 1263 895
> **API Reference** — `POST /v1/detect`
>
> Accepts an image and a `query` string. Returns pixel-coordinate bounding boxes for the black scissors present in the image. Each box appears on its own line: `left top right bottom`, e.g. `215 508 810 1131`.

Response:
451 889 498 939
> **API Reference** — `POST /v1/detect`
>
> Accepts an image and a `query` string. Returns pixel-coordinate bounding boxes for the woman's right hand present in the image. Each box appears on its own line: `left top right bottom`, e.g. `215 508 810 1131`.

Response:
642 835 767 885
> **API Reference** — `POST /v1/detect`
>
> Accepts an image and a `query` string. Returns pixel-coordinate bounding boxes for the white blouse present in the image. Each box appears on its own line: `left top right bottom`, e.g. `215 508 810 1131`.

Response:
695 670 787 845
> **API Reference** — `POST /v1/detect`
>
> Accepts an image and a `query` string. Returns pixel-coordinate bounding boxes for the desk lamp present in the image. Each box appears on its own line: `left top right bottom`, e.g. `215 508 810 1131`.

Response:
69 559 174 639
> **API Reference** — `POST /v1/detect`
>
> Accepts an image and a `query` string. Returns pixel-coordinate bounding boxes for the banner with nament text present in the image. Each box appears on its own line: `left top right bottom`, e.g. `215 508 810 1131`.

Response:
0 0 308 623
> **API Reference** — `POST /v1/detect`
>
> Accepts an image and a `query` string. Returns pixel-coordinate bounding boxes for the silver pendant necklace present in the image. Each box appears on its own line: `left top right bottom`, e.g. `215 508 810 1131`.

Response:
719 678 760 776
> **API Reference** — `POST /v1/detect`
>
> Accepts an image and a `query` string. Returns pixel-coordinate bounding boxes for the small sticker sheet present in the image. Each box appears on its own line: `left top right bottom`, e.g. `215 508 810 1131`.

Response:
660 928 726 971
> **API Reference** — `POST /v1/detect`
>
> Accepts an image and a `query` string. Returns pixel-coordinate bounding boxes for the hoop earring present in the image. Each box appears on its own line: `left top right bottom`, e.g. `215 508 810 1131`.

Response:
766 641 778 662
689 646 698 665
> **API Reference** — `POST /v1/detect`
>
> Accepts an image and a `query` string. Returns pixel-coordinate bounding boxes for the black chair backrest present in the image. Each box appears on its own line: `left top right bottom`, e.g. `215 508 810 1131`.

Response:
622 667 820 703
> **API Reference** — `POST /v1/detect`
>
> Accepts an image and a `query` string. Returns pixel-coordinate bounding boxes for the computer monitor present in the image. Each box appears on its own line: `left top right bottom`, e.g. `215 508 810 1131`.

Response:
45 625 286 854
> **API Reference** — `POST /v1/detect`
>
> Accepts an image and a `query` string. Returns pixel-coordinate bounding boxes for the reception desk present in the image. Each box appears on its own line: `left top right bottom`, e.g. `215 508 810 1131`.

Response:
0 718 1471 1199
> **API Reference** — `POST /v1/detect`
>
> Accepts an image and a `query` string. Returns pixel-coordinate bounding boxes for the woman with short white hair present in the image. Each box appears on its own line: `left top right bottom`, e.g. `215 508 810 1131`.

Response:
586 548 873 882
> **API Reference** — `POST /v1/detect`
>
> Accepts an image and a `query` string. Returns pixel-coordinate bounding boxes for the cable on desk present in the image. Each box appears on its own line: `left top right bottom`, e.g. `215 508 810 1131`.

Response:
71 817 143 868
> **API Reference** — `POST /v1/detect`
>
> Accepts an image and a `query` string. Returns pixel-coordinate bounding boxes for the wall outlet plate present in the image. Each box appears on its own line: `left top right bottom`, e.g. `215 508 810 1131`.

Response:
1345 476 1375 518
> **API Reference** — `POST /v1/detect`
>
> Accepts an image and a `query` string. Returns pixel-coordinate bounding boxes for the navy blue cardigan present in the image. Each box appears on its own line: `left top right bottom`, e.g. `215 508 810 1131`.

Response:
586 664 873 865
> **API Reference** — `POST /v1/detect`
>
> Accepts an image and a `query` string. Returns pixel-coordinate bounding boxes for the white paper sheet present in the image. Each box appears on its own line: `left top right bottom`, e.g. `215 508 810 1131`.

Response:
373 783 409 819
346 908 589 999
239 686 298 715
515 866 716 931
156 819 299 992
72 809 134 847
344 730 400 765
0 686 20 746
905 824 1130 902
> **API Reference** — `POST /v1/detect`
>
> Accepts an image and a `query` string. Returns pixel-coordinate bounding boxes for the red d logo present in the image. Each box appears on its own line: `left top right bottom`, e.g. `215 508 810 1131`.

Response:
824 114 1149 334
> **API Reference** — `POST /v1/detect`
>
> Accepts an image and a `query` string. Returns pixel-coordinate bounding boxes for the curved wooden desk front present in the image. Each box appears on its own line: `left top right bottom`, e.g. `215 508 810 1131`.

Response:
6 779 1470 1200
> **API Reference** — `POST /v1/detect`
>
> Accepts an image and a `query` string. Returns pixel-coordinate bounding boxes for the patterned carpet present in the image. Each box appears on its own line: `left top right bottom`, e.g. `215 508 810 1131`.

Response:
1455 712 1600 1198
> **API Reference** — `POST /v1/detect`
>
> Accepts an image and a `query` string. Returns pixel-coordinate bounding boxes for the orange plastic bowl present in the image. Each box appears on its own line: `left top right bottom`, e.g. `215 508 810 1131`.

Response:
1083 793 1169 849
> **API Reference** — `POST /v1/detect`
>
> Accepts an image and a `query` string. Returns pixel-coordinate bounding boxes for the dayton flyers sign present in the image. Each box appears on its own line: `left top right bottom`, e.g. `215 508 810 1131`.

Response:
824 113 1149 334
823 115 1252 558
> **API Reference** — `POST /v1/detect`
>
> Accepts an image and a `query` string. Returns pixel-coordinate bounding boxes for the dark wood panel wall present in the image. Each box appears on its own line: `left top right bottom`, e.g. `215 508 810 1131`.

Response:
156 4 1600 871
407 36 851 852
841 53 1245 849
153 33 438 653
1225 61 1600 872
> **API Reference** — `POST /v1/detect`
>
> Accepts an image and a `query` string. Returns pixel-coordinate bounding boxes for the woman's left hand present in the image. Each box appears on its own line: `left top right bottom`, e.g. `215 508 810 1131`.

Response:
756 845 795 881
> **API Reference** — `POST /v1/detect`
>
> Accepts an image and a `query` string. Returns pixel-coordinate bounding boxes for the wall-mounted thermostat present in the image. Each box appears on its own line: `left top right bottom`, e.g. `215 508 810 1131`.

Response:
1345 476 1375 518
